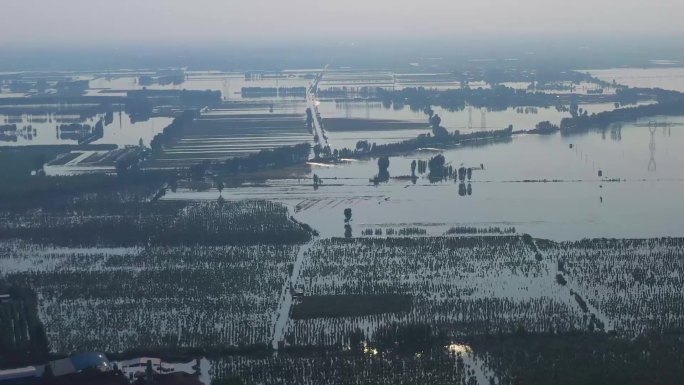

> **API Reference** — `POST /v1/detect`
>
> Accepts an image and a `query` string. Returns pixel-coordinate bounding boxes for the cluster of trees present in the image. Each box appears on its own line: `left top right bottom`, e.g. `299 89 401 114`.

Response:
219 143 311 174
114 148 144 176
1 200 312 246
211 345 475 385
446 226 516 235
472 332 684 385
305 108 314 130
337 126 513 159
560 96 684 134
150 110 197 152
124 89 220 122
529 120 559 134
373 156 390 183
289 236 585 346
0 284 49 368
2 242 298 354
427 154 448 180
378 86 568 112
543 237 684 334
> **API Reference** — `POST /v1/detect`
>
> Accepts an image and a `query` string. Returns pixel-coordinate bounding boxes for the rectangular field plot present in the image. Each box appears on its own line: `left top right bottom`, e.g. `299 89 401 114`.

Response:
0 243 299 353
0 200 310 246
291 294 412 319
541 238 684 334
154 109 312 167
285 237 584 346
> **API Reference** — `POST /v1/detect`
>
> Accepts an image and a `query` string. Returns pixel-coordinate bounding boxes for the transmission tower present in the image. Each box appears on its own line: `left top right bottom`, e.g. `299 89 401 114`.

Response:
648 121 657 172
480 108 486 130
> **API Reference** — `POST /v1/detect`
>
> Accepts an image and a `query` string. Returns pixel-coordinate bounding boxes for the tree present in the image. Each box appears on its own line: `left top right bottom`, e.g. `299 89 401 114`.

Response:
305 107 314 129
430 114 442 129
190 161 208 181
376 156 390 182
33 154 46 174
430 114 448 137
378 156 390 174
217 180 224 196
313 144 322 159
411 160 417 176
344 208 352 222
428 154 446 179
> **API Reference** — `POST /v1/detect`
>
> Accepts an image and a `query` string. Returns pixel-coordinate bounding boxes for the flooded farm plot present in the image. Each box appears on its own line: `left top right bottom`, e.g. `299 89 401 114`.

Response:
588 67 684 93
317 99 640 150
151 107 312 167
0 200 310 247
283 237 582 347
0 200 312 353
210 349 482 385
0 111 171 147
89 70 314 101
540 238 684 334
166 115 684 241
0 242 299 353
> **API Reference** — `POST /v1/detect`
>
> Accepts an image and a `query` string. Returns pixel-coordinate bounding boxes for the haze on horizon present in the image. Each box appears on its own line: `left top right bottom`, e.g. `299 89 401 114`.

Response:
1 0 683 46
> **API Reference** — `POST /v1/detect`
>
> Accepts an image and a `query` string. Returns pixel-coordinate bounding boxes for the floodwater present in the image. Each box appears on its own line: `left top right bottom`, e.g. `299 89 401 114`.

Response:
318 100 651 150
89 71 311 101
588 67 684 92
0 112 171 147
165 115 684 241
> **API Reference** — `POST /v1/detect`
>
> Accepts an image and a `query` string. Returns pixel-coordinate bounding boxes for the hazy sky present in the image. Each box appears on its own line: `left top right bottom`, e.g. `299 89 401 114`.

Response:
1 0 682 45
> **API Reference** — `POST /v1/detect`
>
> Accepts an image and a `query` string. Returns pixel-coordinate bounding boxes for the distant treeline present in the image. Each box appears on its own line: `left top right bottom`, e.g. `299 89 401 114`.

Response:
337 126 513 158
241 87 307 98
189 143 312 178
1 200 312 246
125 89 221 122
376 86 651 112
560 94 684 134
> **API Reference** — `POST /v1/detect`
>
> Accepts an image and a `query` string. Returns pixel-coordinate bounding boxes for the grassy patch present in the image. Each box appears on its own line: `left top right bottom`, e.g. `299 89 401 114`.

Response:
292 294 412 319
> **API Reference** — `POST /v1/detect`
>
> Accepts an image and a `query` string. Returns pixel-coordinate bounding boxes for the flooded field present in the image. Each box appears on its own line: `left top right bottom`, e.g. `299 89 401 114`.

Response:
88 71 313 101
0 111 172 146
318 100 646 149
588 67 684 92
151 107 311 167
165 115 684 241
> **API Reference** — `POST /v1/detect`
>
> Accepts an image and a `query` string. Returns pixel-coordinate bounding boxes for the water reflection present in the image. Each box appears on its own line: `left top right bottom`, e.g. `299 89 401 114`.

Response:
648 122 657 172
446 343 473 355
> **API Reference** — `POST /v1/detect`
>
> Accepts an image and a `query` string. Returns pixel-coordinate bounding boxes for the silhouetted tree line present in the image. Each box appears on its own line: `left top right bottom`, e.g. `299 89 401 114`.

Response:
529 120 559 134
150 110 197 152
124 89 221 122
0 170 171 210
560 96 684 134
1 200 312 246
217 143 312 174
471 332 684 385
337 126 513 158
0 284 49 369
378 86 570 112
186 143 312 180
